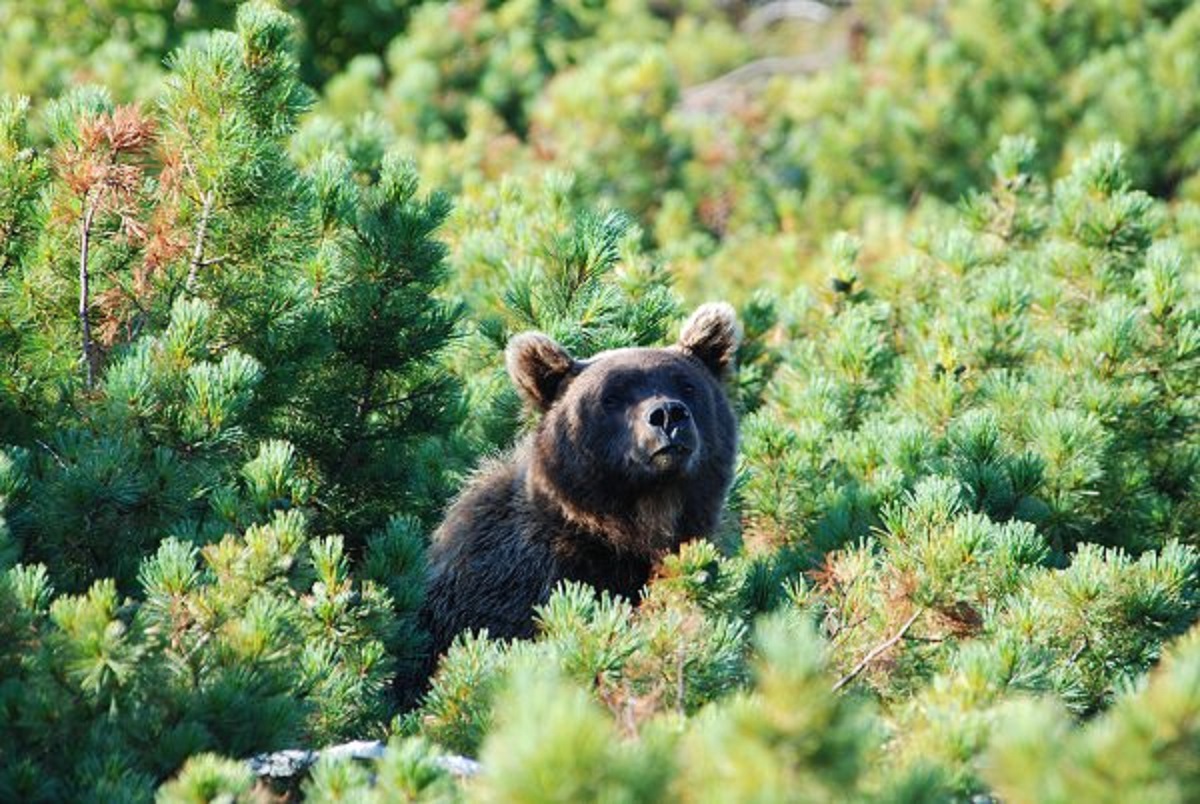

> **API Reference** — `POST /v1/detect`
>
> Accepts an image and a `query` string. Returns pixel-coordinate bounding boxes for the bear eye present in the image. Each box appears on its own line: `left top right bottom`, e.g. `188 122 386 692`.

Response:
602 394 622 411
672 372 697 397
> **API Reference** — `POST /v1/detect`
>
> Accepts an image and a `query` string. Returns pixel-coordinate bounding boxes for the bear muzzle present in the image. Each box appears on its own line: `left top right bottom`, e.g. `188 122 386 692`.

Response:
638 397 699 472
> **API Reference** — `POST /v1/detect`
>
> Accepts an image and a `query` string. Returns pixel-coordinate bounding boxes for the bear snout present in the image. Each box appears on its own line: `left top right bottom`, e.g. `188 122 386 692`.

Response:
637 397 699 466
646 399 691 433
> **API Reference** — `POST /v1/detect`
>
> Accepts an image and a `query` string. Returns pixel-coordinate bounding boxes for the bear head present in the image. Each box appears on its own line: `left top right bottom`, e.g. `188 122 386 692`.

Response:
506 303 741 555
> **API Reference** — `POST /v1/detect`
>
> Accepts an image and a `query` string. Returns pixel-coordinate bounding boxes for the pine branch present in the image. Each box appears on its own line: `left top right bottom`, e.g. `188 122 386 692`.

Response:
361 382 451 416
331 363 379 481
832 608 923 692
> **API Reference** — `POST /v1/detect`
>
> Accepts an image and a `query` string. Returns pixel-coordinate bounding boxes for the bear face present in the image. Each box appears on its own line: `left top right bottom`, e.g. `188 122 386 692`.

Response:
505 303 740 556
538 349 716 486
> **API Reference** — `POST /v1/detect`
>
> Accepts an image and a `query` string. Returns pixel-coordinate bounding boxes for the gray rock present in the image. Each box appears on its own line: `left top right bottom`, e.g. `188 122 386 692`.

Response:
248 739 480 781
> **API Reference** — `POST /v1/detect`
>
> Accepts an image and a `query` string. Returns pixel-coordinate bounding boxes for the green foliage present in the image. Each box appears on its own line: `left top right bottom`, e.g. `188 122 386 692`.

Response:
0 95 47 275
672 613 883 801
986 625 1200 803
438 172 681 452
13 299 264 589
378 0 554 142
474 661 672 803
331 612 953 802
157 753 257 804
0 95 45 443
742 1 1200 231
416 630 512 757
886 537 1198 793
0 0 418 97
0 3 457 797
287 150 460 530
740 139 1197 560
415 558 751 759
0 507 412 799
2 1 1200 800
530 42 681 219
360 737 461 803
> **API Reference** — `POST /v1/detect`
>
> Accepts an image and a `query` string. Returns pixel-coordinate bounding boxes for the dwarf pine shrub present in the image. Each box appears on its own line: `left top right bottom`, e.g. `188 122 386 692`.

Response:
0 2 1197 801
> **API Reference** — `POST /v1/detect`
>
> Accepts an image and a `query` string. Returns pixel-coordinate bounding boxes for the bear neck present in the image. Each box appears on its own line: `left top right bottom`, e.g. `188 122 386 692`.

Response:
522 444 687 560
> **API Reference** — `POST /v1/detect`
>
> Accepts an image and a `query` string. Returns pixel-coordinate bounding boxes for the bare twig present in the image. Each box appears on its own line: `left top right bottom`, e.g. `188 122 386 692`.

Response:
79 199 97 389
832 607 923 692
173 0 194 23
35 439 68 470
828 612 869 645
741 1 836 32
184 189 215 294
675 645 687 716
678 49 843 116
0 219 15 274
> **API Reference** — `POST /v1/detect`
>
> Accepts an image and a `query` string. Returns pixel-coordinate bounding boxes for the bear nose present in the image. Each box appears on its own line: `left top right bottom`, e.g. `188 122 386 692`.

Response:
647 400 691 433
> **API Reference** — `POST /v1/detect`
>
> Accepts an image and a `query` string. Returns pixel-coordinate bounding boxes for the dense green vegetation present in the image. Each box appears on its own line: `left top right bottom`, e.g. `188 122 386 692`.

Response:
1 1 1197 800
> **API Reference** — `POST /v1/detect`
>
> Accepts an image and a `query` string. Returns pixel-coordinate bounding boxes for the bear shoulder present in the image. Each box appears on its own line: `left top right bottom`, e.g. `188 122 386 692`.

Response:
424 449 557 651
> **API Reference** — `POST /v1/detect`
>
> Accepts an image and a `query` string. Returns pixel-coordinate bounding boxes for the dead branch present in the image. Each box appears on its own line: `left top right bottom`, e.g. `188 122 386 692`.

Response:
184 189 215 294
678 49 843 116
79 199 97 389
832 607 923 692
741 1 836 33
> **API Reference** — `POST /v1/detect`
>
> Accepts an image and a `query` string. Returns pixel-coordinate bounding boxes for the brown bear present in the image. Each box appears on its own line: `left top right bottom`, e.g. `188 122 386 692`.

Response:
420 303 740 659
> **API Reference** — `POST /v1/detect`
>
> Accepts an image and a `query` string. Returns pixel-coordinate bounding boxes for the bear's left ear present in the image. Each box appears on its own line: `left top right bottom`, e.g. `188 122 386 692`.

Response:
676 302 741 380
506 332 579 411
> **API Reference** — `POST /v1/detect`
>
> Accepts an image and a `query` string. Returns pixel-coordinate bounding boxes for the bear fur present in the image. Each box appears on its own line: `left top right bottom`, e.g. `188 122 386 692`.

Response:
420 303 740 659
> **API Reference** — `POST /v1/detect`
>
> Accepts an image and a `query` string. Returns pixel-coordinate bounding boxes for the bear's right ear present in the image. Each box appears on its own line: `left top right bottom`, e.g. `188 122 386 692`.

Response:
676 302 741 380
506 332 579 411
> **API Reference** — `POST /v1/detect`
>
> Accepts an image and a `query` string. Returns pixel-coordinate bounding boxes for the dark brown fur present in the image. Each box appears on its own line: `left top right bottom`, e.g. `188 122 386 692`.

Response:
420 304 740 660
